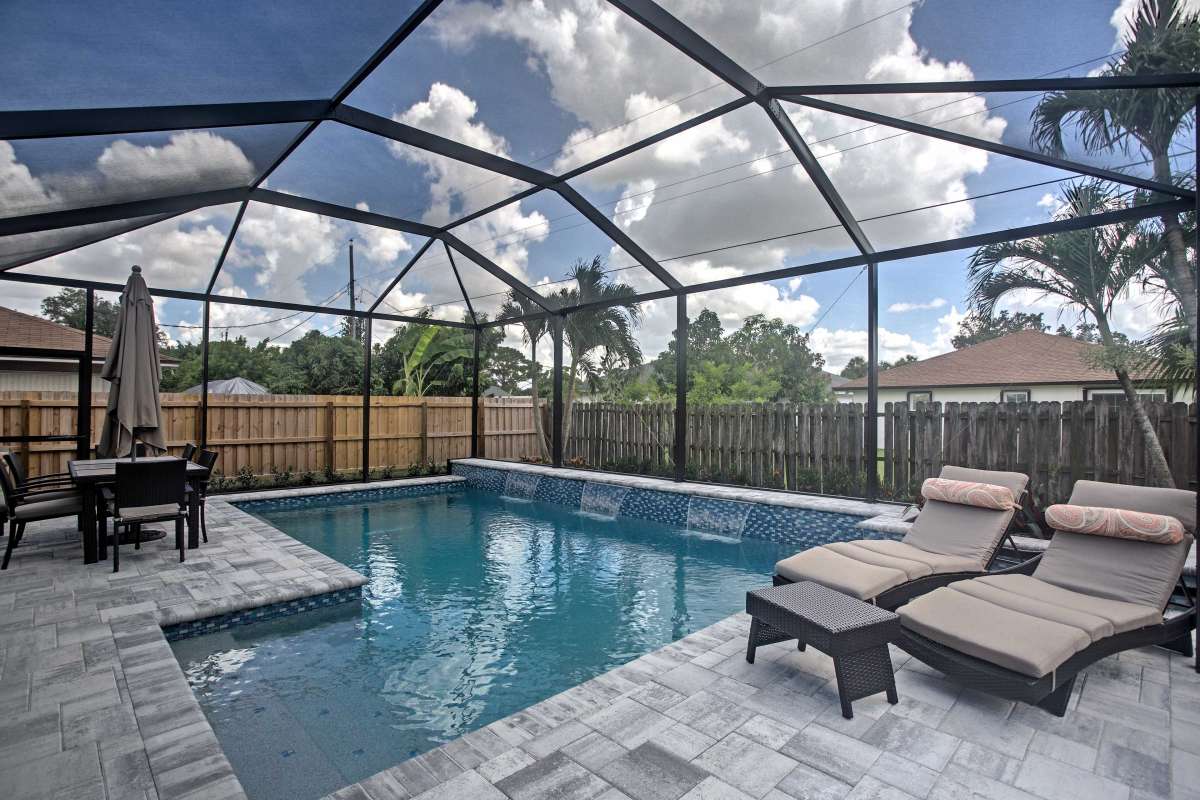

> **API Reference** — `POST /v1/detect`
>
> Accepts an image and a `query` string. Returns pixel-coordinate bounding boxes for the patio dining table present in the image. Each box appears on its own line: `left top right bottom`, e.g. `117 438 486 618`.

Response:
69 456 210 564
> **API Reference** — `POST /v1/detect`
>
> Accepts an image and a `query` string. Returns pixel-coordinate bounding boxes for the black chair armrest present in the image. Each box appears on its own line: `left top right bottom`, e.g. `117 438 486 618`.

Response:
988 553 1042 576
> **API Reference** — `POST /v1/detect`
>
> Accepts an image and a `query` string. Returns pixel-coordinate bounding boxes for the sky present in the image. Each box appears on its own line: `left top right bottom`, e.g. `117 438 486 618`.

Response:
0 0 1194 371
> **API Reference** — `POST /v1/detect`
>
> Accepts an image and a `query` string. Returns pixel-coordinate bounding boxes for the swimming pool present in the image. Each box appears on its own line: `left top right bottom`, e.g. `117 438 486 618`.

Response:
170 487 801 800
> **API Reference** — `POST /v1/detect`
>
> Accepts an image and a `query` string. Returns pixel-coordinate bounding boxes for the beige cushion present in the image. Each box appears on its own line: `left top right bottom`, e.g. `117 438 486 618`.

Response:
14 496 82 520
20 489 78 503
900 585 1092 678
1036 481 1195 611
115 503 182 522
775 540 980 601
971 574 1161 637
903 466 1028 567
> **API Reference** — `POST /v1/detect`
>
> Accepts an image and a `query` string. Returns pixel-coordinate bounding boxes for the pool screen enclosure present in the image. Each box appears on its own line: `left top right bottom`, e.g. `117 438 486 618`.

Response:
0 1 1197 550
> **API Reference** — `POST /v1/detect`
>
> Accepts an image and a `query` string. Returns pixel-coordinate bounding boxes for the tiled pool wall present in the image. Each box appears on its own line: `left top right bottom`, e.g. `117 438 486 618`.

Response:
162 586 364 641
231 478 463 513
452 462 881 550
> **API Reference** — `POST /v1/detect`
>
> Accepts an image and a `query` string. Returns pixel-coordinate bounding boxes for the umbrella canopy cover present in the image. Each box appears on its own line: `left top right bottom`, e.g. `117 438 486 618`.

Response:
98 266 166 457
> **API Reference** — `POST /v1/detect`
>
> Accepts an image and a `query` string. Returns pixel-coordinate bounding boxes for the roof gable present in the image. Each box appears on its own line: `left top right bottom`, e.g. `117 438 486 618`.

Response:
0 306 179 365
840 330 1132 389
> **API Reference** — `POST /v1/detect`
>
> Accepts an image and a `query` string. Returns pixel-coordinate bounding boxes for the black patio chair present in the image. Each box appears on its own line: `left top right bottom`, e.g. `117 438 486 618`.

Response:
0 463 83 570
192 449 219 543
2 451 77 497
107 458 187 572
181 443 197 461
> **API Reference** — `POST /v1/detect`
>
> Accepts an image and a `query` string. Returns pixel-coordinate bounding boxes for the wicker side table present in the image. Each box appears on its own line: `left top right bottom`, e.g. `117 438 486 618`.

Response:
746 581 901 718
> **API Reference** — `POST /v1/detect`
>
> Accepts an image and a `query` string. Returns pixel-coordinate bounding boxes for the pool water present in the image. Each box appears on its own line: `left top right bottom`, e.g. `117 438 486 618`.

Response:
171 488 797 800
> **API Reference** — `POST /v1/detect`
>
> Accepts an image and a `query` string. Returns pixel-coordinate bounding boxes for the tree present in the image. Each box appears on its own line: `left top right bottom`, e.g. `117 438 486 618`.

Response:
556 257 643 445
159 336 277 392
1030 0 1200 351
498 293 552 460
269 330 363 395
41 288 121 337
840 356 867 379
951 311 1049 349
485 346 531 395
883 355 919 370
967 180 1174 486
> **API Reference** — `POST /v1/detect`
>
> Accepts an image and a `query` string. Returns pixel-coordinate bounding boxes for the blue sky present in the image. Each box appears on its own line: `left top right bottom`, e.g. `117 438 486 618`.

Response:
0 0 1189 367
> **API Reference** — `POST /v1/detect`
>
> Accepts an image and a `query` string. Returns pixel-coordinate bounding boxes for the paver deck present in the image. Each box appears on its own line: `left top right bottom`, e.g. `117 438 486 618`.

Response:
3 477 1199 800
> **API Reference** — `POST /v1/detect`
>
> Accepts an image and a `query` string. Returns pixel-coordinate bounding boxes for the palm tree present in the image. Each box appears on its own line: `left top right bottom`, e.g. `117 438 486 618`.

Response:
967 180 1175 486
556 257 643 445
1030 0 1200 350
498 292 551 461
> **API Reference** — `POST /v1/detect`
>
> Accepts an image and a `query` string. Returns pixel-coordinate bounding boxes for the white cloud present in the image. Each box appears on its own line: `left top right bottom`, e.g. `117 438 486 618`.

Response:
352 202 412 263
887 297 947 313
1108 0 1200 51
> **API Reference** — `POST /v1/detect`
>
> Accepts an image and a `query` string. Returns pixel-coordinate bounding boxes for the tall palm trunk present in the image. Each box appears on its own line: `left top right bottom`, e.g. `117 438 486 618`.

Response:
1096 316 1175 487
562 357 580 451
1153 152 1198 353
528 342 550 461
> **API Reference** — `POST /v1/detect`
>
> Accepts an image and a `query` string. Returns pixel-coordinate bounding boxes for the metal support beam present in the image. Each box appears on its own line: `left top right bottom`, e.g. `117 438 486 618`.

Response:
554 183 682 289
200 300 210 449
76 289 94 460
543 198 1191 318
764 99 875 257
248 0 445 190
865 263 879 502
768 73 1200 97
206 200 247 294
362 317 372 482
0 100 328 140
782 94 1193 200
606 0 764 98
0 188 248 237
4 212 186 271
368 238 435 314
674 294 687 481
471 328 481 458
441 233 559 313
552 315 564 468
0 270 473 328
444 242 476 323
250 189 439 237
1193 93 1199 674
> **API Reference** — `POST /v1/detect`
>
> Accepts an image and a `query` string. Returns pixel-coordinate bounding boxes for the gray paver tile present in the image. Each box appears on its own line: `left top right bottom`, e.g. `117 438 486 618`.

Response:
598 742 709 800
1096 723 1170 798
564 732 629 772
861 714 960 771
773 762 853 800
844 775 919 800
781 724 881 785
938 691 1034 760
692 732 797 798
867 752 938 799
585 697 677 749
679 776 756 800
412 769 504 800
478 748 536 784
495 750 610 800
1014 752 1131 800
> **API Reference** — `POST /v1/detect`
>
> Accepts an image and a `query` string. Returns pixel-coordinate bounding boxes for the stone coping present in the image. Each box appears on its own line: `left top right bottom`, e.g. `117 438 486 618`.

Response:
215 474 464 505
452 458 902 519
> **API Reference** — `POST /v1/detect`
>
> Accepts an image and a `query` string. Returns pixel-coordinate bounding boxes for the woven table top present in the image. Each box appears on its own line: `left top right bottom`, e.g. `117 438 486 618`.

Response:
747 581 899 635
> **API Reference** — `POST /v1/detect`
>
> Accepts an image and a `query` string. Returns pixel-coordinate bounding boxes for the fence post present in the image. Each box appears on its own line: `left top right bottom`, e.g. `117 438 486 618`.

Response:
674 293 687 481
324 401 335 475
477 399 487 459
19 398 30 471
419 400 428 464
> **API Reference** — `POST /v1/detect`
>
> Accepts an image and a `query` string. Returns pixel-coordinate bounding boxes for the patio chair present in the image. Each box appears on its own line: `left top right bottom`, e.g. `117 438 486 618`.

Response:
181 443 197 461
2 451 78 501
773 466 1033 610
190 449 218 543
107 458 187 572
0 463 83 570
896 480 1195 716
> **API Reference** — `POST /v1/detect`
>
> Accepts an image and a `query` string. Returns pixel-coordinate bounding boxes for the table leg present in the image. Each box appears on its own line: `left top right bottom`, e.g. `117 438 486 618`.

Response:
746 618 762 664
81 485 97 564
187 481 200 549
832 645 897 720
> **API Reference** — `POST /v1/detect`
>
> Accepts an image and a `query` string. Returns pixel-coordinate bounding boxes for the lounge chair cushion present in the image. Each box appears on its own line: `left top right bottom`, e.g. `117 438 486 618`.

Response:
903 466 1028 568
774 540 979 600
921 478 1018 511
1036 481 1195 611
13 496 82 521
1044 504 1184 545
962 575 1161 639
899 584 1093 678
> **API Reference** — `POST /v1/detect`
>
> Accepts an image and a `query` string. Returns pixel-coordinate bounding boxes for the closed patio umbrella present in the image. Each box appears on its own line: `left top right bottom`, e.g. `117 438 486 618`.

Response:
98 265 166 458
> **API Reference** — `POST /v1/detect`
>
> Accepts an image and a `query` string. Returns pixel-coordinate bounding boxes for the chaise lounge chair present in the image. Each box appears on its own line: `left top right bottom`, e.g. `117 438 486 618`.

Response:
896 480 1195 716
773 466 1032 610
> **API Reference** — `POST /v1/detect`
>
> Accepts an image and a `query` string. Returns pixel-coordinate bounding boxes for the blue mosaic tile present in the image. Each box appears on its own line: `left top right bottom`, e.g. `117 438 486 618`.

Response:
163 587 363 641
451 463 899 551
234 481 463 514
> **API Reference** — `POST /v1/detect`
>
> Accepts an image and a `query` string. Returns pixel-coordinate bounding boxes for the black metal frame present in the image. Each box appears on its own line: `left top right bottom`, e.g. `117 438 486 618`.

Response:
1 1 1197 628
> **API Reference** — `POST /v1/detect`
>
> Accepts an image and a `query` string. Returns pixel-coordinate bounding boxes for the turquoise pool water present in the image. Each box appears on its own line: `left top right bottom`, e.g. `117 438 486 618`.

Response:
170 488 797 800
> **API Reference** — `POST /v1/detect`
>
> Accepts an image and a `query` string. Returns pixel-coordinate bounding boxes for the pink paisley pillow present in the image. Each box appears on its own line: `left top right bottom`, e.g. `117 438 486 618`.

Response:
921 478 1018 511
1045 504 1184 545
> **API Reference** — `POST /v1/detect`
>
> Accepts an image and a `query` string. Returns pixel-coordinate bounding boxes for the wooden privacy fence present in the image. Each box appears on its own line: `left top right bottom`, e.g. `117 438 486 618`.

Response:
883 401 1198 507
0 392 544 479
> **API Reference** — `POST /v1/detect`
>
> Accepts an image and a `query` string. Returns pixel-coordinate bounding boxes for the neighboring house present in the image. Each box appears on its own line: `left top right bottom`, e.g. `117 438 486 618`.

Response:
183 377 268 395
0 306 179 392
821 370 852 402
840 330 1175 410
